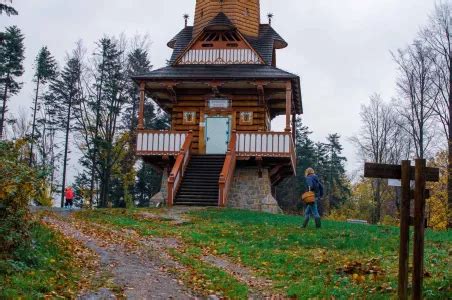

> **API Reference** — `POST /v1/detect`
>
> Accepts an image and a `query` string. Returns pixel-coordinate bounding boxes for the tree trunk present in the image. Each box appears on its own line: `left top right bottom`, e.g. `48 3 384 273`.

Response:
29 77 40 165
60 95 73 207
0 78 9 140
89 54 106 207
448 50 452 228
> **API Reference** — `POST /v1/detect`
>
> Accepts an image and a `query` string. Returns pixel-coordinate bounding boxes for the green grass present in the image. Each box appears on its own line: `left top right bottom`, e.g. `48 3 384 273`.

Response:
0 222 82 298
76 208 452 299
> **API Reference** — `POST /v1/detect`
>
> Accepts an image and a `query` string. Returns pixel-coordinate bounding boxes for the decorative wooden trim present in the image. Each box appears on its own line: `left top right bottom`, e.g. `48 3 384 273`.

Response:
175 27 265 65
239 111 254 125
183 111 197 125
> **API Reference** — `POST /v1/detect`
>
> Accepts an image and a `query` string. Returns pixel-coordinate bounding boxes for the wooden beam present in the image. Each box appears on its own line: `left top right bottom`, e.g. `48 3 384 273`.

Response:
199 109 205 154
398 160 411 300
138 82 145 129
257 85 265 105
364 163 439 182
413 159 427 300
285 81 292 132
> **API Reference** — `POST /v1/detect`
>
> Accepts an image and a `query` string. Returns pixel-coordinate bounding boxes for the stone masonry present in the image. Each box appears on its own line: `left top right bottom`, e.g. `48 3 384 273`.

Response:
150 172 168 206
227 167 282 214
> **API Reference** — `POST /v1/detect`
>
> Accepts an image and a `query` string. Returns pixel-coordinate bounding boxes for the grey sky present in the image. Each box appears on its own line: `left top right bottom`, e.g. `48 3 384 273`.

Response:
2 0 435 181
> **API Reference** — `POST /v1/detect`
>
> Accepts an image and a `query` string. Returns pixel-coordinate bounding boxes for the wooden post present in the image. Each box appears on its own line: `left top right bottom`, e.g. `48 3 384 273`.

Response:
413 159 426 300
292 112 296 141
138 82 145 129
285 81 292 132
398 160 411 300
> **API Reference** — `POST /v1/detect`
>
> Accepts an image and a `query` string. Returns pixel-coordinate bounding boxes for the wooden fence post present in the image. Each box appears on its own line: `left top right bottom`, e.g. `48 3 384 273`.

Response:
398 160 411 300
413 159 426 300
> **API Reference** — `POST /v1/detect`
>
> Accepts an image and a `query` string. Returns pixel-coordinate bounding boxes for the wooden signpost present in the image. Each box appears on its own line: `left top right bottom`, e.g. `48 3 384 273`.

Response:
364 160 439 300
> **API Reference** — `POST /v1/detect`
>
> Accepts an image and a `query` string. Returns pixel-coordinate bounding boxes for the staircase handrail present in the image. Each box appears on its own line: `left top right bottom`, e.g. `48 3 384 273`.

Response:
167 132 193 206
218 131 237 207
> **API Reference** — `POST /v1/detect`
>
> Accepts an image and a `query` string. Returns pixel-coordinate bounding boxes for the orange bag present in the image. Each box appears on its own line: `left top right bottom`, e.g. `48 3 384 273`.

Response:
301 187 315 204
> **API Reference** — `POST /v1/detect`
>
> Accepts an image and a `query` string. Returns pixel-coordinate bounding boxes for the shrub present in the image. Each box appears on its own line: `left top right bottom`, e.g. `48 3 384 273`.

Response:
0 140 47 259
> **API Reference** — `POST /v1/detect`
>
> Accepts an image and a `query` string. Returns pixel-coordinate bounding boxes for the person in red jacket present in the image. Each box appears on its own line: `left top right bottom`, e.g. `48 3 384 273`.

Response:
65 186 74 209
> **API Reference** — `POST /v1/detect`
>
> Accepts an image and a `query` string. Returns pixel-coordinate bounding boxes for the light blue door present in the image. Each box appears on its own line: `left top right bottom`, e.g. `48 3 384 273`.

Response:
206 117 230 154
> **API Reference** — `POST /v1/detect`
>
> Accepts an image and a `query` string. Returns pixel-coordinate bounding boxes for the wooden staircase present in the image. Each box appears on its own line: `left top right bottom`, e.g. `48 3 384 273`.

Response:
174 155 226 206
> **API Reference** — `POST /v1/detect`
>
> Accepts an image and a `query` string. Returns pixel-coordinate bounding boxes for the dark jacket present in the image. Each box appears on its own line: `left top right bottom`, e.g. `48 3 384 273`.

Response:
305 174 324 198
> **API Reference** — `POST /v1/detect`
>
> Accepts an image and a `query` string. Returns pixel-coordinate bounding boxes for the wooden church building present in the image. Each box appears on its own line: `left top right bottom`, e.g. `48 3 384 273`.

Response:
133 0 302 213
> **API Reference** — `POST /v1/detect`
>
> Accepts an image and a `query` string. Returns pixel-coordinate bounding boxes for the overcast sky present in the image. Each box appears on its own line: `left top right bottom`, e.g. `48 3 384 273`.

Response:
2 0 435 182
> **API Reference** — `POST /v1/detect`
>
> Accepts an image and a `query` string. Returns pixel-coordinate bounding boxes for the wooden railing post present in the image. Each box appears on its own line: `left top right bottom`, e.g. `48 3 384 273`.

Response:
285 81 292 132
413 159 426 300
138 82 145 130
398 160 411 300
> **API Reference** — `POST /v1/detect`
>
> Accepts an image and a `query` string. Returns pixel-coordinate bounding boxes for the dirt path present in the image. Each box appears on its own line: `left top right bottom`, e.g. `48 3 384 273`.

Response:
44 215 197 299
41 207 278 299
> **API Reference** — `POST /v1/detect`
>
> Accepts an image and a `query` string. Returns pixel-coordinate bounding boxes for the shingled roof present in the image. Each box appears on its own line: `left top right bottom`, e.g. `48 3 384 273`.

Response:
132 65 302 113
205 12 235 29
166 15 288 66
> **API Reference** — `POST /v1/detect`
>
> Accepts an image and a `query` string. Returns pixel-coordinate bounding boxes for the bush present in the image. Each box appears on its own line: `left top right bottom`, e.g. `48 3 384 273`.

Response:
0 140 47 259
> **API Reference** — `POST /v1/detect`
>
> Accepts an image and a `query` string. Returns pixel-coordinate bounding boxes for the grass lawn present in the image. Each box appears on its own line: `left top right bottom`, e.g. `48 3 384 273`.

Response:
76 208 451 299
0 222 87 298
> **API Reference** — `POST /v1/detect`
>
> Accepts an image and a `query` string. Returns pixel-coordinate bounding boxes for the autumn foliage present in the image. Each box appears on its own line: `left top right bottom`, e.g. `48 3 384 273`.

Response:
0 140 48 257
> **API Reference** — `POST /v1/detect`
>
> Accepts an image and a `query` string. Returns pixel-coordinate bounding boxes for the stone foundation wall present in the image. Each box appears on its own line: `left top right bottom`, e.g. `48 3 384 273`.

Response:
150 172 168 206
227 167 282 214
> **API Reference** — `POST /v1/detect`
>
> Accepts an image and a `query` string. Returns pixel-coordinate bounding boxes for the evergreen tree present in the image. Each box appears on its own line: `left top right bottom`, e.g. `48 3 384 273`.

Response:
0 26 24 139
135 163 163 207
29 46 57 165
0 0 17 17
325 133 350 208
50 51 82 207
79 37 127 208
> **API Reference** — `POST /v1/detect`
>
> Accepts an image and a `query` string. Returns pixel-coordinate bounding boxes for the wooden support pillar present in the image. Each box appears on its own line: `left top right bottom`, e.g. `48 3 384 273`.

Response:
285 81 292 132
413 159 426 300
398 160 411 300
292 112 297 141
138 82 145 129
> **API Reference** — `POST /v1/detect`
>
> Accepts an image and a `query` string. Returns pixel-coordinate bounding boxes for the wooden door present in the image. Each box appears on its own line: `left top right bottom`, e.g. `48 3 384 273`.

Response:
205 117 230 154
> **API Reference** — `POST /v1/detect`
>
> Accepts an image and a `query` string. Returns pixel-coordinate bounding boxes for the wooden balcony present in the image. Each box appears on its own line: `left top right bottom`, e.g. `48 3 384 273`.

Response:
136 130 189 156
137 130 295 163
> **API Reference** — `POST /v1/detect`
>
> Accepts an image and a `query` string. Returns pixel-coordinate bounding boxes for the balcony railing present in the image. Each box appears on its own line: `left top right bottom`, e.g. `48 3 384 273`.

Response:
218 133 237 207
236 131 296 174
136 130 188 155
167 133 193 206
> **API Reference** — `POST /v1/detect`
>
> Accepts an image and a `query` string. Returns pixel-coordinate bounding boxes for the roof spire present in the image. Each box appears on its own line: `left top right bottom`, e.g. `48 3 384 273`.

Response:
267 13 274 26
183 14 189 27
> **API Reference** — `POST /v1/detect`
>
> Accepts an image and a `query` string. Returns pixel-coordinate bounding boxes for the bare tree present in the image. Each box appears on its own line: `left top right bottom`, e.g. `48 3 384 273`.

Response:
393 41 437 159
351 94 410 222
6 106 30 140
421 0 452 225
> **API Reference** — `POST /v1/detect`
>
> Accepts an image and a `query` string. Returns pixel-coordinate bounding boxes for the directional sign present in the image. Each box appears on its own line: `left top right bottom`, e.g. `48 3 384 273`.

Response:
364 163 439 182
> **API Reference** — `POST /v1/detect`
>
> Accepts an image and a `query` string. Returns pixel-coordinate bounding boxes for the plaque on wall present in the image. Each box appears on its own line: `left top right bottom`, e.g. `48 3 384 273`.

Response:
239 112 253 125
183 111 197 124
208 98 231 109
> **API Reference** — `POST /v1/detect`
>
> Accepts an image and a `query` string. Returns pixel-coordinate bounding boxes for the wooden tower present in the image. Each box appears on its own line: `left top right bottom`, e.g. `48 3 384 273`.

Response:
133 0 302 212
193 0 260 37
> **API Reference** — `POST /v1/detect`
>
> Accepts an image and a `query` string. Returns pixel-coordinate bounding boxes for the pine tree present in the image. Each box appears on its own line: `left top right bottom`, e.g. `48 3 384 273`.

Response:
0 26 24 139
50 51 82 207
0 0 17 17
325 133 350 208
29 46 57 165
